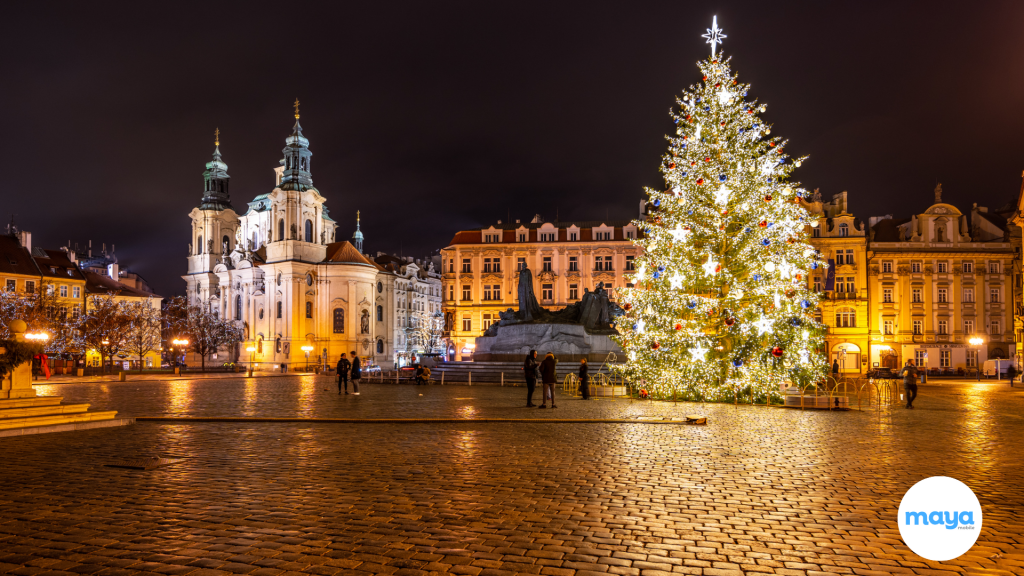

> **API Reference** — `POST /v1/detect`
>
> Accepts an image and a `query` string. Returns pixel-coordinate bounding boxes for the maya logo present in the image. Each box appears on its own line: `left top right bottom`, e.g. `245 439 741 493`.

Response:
898 477 982 562
904 510 975 530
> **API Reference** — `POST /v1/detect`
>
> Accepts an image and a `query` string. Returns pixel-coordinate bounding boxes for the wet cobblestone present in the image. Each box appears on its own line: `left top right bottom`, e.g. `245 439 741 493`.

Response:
1 377 1022 575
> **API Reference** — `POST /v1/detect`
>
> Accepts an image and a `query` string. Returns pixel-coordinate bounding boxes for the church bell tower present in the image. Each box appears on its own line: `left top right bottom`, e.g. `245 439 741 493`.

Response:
279 98 314 192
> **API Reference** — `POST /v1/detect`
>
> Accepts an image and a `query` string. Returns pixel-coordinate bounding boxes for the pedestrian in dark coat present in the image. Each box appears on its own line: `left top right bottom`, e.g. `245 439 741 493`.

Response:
523 350 539 407
831 359 839 379
349 351 361 395
539 353 558 408
336 355 351 394
897 359 918 409
578 358 591 400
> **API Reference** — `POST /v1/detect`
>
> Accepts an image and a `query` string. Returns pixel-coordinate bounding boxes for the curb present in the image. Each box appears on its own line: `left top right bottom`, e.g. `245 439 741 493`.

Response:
135 416 707 425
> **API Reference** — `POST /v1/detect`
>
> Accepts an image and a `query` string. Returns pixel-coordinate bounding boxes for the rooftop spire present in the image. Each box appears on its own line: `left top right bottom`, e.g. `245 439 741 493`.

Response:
293 98 300 119
200 129 232 210
214 127 220 147
352 210 364 252
280 101 314 191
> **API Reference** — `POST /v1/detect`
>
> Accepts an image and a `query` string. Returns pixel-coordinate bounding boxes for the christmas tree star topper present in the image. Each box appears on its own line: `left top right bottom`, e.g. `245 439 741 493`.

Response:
702 16 726 57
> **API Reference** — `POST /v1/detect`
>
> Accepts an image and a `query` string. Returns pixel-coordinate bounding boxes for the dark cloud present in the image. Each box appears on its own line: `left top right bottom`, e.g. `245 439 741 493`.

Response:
2 1 1022 296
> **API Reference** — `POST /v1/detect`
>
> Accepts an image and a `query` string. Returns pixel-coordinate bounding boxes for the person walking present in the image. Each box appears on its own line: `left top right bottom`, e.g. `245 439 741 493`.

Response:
336 354 351 394
523 350 539 407
898 359 918 409
539 352 558 408
578 358 591 400
831 359 840 379
349 351 362 395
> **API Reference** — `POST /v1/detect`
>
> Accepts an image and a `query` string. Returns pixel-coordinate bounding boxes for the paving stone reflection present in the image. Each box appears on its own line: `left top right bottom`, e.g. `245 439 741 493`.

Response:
2 377 1023 575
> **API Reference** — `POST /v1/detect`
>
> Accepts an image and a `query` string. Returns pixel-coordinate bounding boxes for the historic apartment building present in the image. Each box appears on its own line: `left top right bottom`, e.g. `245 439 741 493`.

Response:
806 191 870 374
808 186 1015 375
373 253 443 367
441 211 642 360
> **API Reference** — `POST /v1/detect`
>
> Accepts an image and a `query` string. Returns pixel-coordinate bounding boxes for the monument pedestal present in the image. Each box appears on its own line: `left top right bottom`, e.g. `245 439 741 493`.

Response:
0 359 35 399
474 323 622 362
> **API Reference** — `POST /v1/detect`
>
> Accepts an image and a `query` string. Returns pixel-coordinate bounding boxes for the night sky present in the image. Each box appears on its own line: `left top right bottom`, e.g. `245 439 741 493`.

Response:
3 1 1024 297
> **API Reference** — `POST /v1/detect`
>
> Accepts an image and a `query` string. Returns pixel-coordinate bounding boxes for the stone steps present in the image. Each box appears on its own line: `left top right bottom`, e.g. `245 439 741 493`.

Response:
0 402 90 420
0 409 122 431
0 395 132 436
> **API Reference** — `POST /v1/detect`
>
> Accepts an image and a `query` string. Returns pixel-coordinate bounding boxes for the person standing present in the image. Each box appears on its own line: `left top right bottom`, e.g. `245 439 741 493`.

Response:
898 359 918 409
523 350 539 407
539 352 558 408
831 359 840 379
336 354 351 394
578 358 590 400
350 351 362 395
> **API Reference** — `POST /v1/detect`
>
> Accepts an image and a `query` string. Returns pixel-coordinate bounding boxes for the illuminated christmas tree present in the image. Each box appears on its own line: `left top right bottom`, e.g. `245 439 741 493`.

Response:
614 17 828 402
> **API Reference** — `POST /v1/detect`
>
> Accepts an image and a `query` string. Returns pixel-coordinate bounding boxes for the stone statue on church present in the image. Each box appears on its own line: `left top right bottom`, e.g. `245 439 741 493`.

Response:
320 230 325 244
222 238 229 255
517 266 542 322
207 239 214 253
290 223 297 240
188 243 192 256
360 309 370 334
934 183 943 204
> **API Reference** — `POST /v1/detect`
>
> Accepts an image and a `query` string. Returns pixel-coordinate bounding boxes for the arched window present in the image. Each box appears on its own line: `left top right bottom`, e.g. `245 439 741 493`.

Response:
235 295 242 321
376 339 384 354
251 231 258 249
197 236 203 254
835 307 856 328
278 219 284 242
305 302 312 318
223 235 230 253
838 223 849 237
304 219 313 242
276 301 282 318
376 305 383 322
333 308 345 333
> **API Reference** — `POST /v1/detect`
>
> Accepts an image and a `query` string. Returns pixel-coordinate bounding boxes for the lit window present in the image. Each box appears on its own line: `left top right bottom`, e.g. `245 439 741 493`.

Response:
834 307 856 328
59 285 68 297
940 350 950 367
883 320 894 335
72 286 80 298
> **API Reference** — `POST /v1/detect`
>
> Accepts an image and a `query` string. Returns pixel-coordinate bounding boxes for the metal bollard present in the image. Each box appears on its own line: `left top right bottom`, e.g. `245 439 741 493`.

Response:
469 371 472 386
501 372 504 386
441 370 445 385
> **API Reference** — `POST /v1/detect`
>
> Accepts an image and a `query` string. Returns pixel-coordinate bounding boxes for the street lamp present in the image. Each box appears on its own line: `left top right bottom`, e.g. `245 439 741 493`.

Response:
25 332 49 342
301 345 314 371
246 345 256 376
969 336 985 381
172 338 189 370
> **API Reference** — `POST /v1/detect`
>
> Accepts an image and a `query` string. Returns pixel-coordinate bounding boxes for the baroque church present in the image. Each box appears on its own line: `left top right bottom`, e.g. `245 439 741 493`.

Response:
183 105 395 370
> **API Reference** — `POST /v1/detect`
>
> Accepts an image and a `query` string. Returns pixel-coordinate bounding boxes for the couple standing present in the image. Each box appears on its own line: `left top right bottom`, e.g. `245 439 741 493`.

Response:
336 351 363 395
522 351 592 408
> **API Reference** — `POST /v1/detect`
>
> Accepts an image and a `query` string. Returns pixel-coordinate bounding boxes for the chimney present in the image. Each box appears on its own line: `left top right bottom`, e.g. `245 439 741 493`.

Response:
497 220 502 224
18 230 31 251
67 250 76 263
531 214 544 224
108 263 119 280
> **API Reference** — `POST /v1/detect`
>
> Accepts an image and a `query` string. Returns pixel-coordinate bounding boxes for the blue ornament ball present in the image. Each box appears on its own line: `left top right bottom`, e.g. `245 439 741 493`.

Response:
657 265 666 272
681 171 687 177
653 199 661 207
732 359 743 367
744 227 752 233
652 271 661 279
753 274 762 281
704 106 710 112
688 210 694 215
761 238 771 246
632 324 638 331
800 299 811 309
811 262 819 269
738 128 745 133
719 174 727 182
687 301 697 309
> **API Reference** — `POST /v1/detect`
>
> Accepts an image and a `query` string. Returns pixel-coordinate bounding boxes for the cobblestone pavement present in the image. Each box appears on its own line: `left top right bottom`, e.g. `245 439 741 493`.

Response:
2 378 1023 575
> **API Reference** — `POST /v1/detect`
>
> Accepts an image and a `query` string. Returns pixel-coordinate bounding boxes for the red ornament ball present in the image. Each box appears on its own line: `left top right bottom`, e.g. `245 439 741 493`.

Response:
690 161 696 166
623 303 632 311
702 76 707 81
674 323 682 331
769 141 776 147
725 317 736 326
668 162 676 169
764 195 773 202
772 346 784 358
651 341 660 350
758 220 768 228
720 209 728 216
639 389 650 399
715 82 721 88
704 157 711 163
696 178 704 185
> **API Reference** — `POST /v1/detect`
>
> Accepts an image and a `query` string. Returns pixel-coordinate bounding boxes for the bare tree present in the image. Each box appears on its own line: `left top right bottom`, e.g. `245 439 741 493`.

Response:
122 297 162 372
77 294 132 372
166 296 243 372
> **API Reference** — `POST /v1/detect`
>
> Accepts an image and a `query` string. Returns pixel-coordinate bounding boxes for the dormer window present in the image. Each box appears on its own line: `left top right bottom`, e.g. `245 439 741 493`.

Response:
838 223 849 237
540 232 556 242
483 233 500 243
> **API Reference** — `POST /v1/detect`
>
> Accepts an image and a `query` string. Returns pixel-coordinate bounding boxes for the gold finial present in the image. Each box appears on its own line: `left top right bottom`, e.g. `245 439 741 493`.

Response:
356 210 360 223
293 98 300 119
214 127 220 146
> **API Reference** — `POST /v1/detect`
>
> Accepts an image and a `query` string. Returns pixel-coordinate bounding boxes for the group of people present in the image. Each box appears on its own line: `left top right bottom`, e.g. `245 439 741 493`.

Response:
335 351 362 395
522 350 592 408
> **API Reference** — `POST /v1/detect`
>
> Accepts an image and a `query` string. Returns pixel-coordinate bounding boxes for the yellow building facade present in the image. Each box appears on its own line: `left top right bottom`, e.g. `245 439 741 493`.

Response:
866 186 1015 373
806 191 870 374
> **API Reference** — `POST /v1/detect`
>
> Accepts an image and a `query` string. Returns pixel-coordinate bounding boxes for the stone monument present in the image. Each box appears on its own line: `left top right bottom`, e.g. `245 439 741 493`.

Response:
473 266 624 361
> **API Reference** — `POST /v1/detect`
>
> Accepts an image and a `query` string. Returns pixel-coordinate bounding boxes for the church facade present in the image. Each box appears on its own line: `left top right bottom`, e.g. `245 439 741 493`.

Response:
183 110 400 370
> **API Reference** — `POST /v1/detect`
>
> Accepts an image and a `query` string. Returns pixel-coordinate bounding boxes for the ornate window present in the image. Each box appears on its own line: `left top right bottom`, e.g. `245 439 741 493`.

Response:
197 236 203 254
376 339 384 354
333 308 345 333
304 219 313 242
376 305 383 321
834 307 856 328
278 219 284 242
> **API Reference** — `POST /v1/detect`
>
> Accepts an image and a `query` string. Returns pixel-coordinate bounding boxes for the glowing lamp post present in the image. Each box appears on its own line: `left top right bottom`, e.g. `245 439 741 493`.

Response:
172 338 189 371
969 336 985 381
301 345 314 371
24 332 49 343
246 345 256 376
